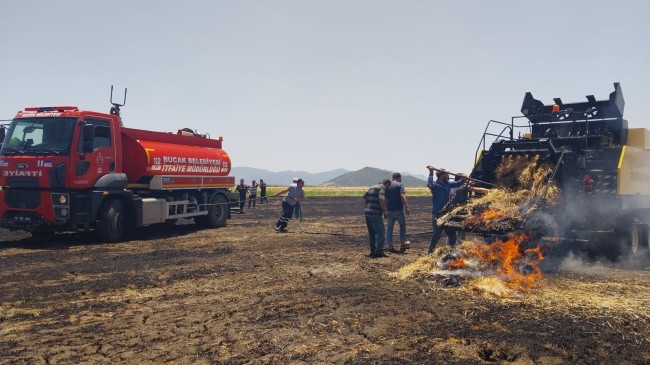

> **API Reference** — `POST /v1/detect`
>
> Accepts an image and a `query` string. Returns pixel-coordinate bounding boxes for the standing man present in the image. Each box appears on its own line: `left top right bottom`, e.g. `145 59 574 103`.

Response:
363 179 391 258
259 179 268 204
248 180 258 209
273 178 305 232
385 172 411 253
235 179 248 214
426 166 466 254
292 177 302 220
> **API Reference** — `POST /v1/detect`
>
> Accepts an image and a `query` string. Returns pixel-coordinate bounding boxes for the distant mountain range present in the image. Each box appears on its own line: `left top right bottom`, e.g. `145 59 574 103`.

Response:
231 166 428 187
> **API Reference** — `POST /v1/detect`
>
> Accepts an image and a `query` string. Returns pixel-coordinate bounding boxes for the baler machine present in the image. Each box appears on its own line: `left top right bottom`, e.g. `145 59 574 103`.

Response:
440 83 650 254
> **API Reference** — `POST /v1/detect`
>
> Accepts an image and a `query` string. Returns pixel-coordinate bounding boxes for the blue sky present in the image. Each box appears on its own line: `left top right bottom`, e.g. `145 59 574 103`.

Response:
1 0 649 176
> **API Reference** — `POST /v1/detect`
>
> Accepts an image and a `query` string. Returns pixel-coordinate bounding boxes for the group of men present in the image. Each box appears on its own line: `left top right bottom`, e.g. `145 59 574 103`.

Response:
235 179 269 213
233 177 305 232
261 168 487 254
362 166 488 258
362 172 411 258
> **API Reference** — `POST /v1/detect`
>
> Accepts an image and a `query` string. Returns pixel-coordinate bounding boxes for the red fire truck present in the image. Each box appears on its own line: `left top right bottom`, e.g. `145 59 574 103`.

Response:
0 88 236 242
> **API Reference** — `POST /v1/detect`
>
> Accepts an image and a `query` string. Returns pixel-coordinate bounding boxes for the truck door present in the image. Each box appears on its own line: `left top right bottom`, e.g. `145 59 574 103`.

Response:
72 118 116 187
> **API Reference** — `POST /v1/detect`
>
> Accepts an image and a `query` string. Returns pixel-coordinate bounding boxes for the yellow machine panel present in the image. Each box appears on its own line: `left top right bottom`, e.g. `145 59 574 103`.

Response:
618 145 650 195
627 128 650 150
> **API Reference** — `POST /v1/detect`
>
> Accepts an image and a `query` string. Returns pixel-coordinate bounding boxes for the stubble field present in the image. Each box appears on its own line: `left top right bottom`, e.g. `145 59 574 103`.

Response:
1 196 649 364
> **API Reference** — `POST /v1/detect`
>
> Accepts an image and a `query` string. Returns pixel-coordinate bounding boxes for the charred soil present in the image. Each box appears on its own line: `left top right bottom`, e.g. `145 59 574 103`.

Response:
1 197 649 364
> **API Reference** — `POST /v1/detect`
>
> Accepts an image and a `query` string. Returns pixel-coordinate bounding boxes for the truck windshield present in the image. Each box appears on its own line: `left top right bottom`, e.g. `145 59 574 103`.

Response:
0 118 76 156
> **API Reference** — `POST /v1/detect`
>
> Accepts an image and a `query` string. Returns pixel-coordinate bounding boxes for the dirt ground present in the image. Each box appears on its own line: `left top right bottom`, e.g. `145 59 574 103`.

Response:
1 196 650 365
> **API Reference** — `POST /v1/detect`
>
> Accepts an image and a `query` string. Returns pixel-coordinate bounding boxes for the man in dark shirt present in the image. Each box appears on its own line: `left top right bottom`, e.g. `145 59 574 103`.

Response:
363 179 390 258
385 172 411 253
259 179 268 204
235 179 248 214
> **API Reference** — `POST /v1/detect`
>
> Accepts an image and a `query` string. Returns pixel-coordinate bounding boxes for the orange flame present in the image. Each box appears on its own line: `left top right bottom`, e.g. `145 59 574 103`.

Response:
445 258 466 269
443 233 545 291
481 209 506 221
473 233 544 290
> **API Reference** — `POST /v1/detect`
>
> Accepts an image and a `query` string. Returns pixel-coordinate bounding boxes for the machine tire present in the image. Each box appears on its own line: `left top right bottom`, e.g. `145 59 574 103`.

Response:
614 222 650 258
634 224 650 254
206 194 229 228
97 199 126 242
630 224 641 254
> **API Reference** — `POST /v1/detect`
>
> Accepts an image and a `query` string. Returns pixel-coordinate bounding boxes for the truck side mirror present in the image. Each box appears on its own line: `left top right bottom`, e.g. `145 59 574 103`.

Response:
0 126 5 143
82 124 95 153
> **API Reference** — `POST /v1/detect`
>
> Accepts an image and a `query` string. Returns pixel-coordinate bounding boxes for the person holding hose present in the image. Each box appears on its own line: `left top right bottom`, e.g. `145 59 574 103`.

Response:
273 178 305 232
292 177 302 220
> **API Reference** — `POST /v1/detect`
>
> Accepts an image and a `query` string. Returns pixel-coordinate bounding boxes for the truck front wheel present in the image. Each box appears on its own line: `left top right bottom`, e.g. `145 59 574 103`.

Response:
97 199 126 242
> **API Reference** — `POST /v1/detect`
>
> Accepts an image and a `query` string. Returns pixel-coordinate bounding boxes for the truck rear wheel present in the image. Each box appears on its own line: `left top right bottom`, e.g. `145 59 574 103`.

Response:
97 199 126 242
195 193 228 228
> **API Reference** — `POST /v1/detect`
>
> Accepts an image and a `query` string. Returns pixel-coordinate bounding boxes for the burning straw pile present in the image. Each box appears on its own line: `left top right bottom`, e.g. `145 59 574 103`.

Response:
439 155 561 235
392 235 545 297
394 157 563 297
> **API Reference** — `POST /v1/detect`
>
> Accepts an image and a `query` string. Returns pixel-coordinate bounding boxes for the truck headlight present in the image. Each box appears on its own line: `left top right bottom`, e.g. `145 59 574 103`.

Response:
52 193 69 206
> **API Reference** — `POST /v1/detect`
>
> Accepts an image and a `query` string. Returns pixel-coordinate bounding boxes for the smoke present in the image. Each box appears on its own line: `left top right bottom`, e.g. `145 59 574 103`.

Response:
545 248 650 275
556 252 609 274
614 249 650 270
524 211 560 237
